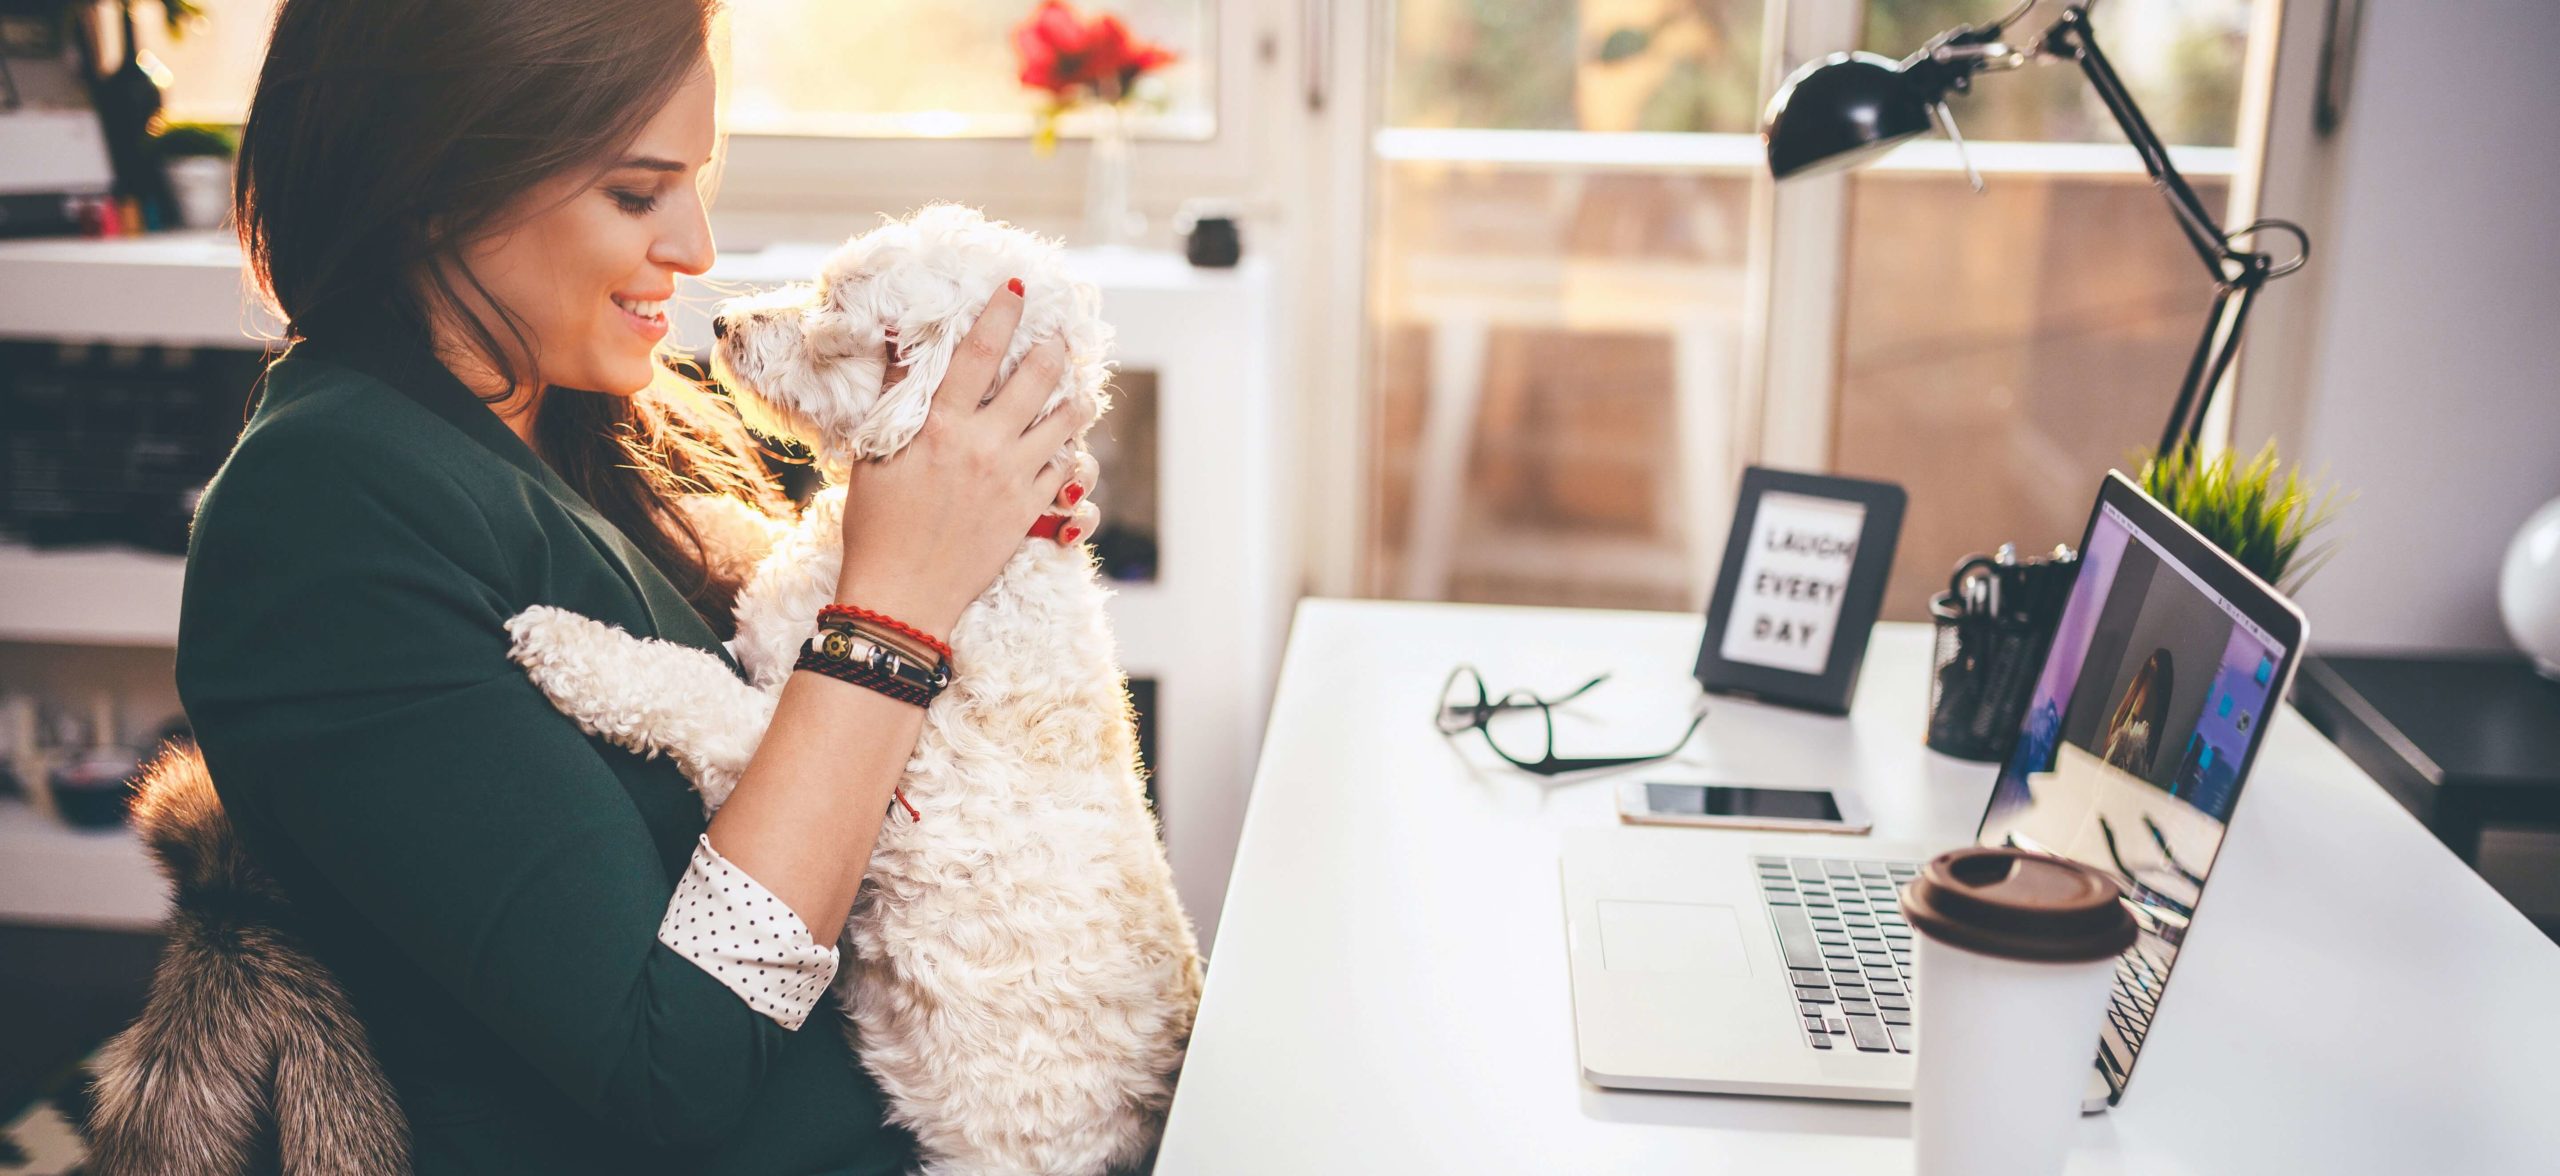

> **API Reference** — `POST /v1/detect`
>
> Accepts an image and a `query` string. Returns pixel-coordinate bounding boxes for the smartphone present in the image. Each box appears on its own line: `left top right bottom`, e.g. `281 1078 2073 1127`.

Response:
1615 781 1873 834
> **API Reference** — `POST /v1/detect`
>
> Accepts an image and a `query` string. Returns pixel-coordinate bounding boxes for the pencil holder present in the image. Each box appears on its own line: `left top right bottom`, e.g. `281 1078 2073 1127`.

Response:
1926 591 2054 762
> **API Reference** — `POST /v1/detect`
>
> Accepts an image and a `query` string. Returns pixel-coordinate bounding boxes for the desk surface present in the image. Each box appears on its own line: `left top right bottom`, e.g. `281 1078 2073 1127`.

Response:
1155 600 2560 1175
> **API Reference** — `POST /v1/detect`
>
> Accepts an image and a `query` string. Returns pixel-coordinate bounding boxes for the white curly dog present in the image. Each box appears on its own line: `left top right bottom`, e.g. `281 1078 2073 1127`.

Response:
500 204 1204 1176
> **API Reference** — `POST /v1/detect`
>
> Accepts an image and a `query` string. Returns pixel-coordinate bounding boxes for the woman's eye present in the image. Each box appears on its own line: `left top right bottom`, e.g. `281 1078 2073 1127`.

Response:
608 189 659 215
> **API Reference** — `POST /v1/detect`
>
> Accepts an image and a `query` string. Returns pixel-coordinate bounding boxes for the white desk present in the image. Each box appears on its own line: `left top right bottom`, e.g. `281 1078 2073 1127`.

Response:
1156 600 2560 1174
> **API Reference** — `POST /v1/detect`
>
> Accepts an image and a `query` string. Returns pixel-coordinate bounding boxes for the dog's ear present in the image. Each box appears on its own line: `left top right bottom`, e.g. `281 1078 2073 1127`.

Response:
801 303 863 361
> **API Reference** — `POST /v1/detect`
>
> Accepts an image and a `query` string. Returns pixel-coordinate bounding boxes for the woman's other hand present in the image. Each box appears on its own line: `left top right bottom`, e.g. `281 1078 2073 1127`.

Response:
833 283 1095 639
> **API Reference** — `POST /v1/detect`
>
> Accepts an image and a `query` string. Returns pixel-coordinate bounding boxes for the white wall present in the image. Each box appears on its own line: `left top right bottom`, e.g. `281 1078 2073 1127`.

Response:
2276 0 2560 652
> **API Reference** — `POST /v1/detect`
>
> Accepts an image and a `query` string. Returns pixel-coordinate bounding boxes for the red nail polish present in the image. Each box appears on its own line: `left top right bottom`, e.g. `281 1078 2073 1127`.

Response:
1064 483 1084 505
1006 278 1025 297
1061 527 1080 545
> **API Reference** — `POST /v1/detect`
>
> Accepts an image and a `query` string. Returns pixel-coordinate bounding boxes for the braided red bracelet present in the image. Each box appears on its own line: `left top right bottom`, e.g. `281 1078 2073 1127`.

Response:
818 604 953 663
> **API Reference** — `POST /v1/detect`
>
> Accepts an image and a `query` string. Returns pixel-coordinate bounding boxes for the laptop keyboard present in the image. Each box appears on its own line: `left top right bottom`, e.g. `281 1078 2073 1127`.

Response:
2105 941 2168 1058
1753 855 1921 1054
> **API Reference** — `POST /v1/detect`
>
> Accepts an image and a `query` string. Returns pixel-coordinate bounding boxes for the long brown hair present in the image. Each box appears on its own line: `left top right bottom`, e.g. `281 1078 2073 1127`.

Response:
234 0 781 638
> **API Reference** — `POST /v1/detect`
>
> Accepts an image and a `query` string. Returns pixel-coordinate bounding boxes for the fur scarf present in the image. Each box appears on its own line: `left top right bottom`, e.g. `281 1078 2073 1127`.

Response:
84 739 410 1175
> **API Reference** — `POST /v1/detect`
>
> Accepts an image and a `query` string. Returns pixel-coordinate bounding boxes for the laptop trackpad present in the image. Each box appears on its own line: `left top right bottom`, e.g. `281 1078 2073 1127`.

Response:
1596 901 1751 976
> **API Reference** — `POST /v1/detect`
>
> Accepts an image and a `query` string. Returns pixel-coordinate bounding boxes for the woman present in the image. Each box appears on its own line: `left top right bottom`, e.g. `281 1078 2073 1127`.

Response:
2099 650 2174 782
169 1 1089 1171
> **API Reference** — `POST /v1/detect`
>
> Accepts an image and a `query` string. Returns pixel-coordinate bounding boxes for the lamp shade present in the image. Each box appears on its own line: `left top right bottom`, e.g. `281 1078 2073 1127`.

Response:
1762 51 1935 180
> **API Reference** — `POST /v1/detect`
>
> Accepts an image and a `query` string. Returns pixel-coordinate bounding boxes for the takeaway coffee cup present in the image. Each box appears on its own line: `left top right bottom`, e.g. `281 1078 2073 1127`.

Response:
1899 847 2137 1176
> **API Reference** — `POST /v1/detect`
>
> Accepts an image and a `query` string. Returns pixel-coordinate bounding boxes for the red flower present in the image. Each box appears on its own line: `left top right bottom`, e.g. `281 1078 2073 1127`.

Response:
1013 1 1090 95
1013 1 1178 101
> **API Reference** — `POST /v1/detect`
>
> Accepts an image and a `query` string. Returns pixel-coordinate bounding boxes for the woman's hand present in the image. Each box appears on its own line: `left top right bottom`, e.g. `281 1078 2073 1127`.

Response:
832 283 1095 639
1046 447 1103 544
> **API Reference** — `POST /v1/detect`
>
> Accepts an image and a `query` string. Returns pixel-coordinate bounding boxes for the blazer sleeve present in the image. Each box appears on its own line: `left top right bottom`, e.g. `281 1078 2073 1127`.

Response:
175 422 801 1151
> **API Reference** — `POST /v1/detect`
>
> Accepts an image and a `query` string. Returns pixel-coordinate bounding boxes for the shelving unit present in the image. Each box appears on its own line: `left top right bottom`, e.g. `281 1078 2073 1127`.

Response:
0 543 188 647
0 798 164 929
0 232 1291 949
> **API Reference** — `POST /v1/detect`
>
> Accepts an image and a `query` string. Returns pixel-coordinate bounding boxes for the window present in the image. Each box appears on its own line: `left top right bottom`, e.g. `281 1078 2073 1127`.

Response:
1833 0 2252 618
1370 0 1766 608
127 0 1215 139
723 0 1212 139
124 0 277 124
1359 0 2265 618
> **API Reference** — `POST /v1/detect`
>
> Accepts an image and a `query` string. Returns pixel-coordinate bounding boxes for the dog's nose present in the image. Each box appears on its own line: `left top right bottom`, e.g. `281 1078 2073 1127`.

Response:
710 315 729 340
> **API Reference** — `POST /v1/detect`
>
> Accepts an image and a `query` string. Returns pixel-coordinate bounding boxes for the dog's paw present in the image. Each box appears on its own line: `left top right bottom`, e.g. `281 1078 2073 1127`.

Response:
502 606 630 704
504 605 616 667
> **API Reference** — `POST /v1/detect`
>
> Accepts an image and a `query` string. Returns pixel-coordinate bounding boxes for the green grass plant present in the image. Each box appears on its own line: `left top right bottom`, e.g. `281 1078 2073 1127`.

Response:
2136 442 2348 593
152 121 237 160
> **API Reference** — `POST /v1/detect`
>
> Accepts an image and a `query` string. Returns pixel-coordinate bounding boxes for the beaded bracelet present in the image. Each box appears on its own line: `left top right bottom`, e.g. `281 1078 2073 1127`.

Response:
809 624 950 695
818 604 952 664
817 614 940 673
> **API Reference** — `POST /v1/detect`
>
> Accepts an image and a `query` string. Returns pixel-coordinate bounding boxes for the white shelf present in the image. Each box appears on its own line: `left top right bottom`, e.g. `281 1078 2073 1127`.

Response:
0 232 278 347
0 231 1258 353
0 798 166 929
0 542 188 646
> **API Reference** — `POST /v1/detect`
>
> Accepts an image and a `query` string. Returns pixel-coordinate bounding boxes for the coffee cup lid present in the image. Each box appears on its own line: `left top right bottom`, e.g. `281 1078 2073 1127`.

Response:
1897 847 2138 962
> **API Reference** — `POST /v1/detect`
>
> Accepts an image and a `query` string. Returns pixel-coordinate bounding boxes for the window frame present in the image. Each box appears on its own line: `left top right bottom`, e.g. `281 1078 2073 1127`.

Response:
1300 0 2292 598
708 0 1267 226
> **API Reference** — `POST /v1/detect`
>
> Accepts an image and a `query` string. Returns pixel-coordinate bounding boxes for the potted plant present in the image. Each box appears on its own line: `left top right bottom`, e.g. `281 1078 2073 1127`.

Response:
152 120 235 230
54 0 206 226
1010 0 1179 248
2135 442 2348 593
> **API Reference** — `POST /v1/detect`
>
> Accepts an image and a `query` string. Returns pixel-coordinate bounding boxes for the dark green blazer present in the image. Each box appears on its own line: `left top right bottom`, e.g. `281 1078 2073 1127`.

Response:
175 331 914 1175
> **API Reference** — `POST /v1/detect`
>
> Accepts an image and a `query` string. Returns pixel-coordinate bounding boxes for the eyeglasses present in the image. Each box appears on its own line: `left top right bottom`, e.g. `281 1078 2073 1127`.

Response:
1435 664 1707 777
2096 814 2199 921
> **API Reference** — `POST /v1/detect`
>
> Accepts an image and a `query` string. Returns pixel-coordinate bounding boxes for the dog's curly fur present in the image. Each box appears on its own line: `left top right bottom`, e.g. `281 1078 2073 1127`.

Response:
84 740 411 1176
503 204 1204 1176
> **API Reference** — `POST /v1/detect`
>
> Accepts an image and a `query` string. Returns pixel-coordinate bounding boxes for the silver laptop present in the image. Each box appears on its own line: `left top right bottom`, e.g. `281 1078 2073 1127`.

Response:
1561 472 2306 1109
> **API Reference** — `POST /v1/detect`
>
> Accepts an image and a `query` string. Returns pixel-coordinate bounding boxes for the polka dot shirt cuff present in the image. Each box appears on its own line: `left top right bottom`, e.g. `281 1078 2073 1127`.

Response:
658 834 838 1031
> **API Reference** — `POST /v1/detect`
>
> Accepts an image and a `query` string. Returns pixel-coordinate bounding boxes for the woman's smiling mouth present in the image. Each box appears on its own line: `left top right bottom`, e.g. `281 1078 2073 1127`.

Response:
612 293 670 341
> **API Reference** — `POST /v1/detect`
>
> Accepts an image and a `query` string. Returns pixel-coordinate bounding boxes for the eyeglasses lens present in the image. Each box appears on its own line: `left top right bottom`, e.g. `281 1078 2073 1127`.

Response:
1437 666 1487 735
1480 690 1554 767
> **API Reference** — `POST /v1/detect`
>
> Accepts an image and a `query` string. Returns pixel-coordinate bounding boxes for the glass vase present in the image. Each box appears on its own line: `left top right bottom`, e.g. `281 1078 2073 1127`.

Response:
1083 101 1137 249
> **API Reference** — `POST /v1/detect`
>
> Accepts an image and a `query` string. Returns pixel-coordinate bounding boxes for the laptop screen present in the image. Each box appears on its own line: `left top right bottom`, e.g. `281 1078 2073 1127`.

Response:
1976 494 2294 1102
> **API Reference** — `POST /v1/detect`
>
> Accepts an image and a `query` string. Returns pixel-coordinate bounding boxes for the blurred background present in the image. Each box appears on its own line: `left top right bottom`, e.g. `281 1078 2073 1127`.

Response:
3 1 2556 1166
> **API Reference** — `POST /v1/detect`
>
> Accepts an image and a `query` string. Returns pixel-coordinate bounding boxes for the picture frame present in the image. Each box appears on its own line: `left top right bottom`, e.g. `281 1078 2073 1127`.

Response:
1694 467 1906 715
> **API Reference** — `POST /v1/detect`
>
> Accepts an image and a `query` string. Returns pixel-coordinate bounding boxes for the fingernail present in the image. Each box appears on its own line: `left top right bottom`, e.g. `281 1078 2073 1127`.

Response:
1064 483 1084 505
1006 278 1025 297
1061 527 1080 545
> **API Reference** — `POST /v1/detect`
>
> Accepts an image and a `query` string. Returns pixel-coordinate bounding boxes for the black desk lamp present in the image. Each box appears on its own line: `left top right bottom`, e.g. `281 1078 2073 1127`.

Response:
1761 0 2308 456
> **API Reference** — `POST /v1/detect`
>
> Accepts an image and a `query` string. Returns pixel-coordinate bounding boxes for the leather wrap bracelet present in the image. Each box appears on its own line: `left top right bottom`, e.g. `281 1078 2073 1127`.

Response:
796 627 950 707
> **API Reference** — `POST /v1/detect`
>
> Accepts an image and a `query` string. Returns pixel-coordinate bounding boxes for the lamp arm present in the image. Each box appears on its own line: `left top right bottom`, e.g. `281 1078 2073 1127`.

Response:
2038 4 2307 454
2162 272 2264 455
2042 5 2237 279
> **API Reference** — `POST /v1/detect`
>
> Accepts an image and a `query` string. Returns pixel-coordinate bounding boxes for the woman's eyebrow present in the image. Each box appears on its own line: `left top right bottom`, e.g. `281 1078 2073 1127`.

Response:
611 156 690 174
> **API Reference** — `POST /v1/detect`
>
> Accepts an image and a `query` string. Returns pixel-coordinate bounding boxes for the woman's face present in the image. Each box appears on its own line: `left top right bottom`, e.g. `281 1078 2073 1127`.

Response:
449 60 718 397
